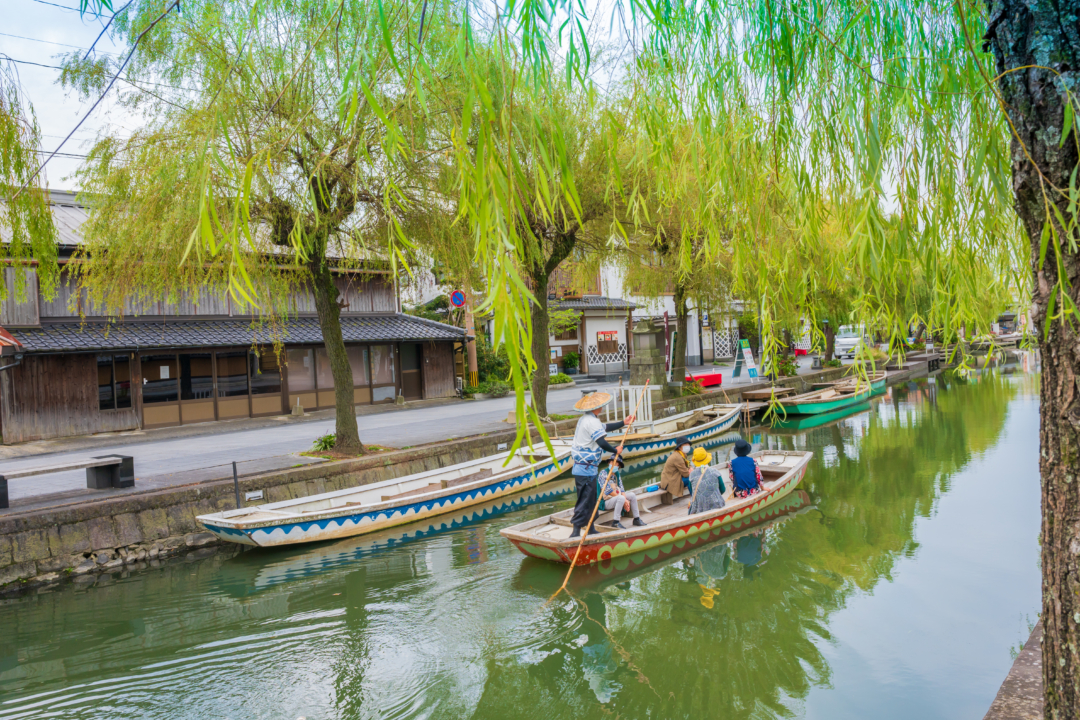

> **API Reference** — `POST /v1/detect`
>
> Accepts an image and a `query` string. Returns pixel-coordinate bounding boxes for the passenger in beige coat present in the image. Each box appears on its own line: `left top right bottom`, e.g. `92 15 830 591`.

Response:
659 436 693 497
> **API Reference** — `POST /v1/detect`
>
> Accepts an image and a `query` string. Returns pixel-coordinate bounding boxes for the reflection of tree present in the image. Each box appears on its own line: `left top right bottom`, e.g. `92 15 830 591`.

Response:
468 374 1018 719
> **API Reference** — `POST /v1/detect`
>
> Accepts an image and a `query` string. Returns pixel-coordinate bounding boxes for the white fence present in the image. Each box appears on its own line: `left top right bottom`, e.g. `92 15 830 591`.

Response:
601 384 662 425
586 343 628 374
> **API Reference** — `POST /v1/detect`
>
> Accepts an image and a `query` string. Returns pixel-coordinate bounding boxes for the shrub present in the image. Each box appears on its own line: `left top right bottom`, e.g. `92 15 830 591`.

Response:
487 379 511 398
312 433 336 451
475 335 509 382
550 372 574 384
562 351 580 369
824 358 843 368
856 345 889 364
682 379 705 396
775 356 799 377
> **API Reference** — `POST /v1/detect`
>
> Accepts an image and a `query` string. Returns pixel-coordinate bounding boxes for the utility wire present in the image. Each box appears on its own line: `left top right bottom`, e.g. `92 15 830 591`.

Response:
4 57 189 89
0 31 116 53
33 150 89 159
29 0 108 16
11 0 182 202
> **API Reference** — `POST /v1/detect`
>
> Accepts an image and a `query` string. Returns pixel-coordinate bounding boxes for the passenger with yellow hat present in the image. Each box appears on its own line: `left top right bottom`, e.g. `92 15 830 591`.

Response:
687 446 728 515
568 391 636 538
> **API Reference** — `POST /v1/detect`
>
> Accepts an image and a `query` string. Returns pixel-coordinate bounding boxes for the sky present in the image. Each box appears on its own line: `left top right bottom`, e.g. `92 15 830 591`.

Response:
2 0 140 191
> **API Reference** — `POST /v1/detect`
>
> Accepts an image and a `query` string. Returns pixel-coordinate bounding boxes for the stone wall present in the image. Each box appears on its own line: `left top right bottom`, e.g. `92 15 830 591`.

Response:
0 363 898 594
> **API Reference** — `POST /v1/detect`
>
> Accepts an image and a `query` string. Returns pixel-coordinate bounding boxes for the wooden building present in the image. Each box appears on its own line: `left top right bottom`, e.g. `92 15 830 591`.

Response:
0 192 464 444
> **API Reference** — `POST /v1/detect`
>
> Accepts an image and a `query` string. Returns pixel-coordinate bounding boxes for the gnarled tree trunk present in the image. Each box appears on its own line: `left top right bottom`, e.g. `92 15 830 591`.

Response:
986 1 1080 715
311 256 364 454
824 324 836 361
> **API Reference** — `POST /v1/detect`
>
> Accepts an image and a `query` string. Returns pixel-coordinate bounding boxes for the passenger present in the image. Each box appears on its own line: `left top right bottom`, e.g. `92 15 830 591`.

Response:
599 457 646 529
729 438 764 498
660 436 693 498
687 447 727 515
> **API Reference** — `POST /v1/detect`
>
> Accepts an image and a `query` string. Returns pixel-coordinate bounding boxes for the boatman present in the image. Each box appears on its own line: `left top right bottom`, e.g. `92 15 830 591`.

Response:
569 391 635 538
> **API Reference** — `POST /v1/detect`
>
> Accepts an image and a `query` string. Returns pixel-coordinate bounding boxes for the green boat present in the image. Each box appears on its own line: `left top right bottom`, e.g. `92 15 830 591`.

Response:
775 384 872 415
772 400 872 430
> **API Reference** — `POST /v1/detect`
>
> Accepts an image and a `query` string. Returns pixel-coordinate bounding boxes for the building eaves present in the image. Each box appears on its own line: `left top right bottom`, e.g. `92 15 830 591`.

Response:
550 296 637 311
8 314 464 353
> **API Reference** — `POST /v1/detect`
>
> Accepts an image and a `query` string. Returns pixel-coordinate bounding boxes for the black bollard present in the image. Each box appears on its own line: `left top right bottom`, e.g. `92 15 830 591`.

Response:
232 461 241 509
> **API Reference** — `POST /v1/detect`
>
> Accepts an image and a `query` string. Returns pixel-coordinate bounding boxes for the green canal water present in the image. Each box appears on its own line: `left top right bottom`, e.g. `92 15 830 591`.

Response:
0 369 1040 719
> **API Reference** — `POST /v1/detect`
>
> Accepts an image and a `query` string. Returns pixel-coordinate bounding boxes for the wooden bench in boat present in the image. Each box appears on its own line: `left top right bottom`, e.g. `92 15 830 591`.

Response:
0 455 134 509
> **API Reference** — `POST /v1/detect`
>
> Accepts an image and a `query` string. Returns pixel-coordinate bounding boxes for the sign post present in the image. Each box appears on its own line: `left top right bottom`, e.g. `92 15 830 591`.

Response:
739 339 758 379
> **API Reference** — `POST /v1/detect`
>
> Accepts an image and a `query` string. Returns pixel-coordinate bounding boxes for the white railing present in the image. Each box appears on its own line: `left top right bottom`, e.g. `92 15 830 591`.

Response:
602 383 662 425
712 328 740 358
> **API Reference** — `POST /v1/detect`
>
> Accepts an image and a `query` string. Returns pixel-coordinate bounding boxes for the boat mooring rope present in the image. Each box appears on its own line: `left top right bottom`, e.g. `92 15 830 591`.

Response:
547 379 651 605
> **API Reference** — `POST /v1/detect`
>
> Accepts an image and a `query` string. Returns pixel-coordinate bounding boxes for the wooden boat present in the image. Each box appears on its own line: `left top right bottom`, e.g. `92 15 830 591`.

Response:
771 400 872 431
511 489 815 593
215 478 579 596
197 442 574 547
774 380 876 415
614 404 743 459
740 386 795 401
500 450 812 565
810 370 887 394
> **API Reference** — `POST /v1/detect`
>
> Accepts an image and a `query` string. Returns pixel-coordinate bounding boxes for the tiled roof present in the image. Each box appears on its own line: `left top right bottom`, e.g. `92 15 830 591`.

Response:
551 296 637 310
9 314 464 353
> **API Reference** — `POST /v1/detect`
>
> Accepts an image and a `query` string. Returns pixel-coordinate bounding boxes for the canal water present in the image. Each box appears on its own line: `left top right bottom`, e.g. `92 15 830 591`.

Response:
0 369 1040 719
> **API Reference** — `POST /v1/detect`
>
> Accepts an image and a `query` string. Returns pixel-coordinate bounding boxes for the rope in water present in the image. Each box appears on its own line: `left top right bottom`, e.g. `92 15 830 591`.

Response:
547 379 651 604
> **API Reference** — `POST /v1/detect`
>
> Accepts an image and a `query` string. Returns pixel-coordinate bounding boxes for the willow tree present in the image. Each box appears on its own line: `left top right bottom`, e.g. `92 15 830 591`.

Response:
62 0 470 453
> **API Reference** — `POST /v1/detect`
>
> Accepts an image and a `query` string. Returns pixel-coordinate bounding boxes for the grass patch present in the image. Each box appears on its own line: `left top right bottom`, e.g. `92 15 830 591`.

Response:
549 413 577 421
300 444 395 460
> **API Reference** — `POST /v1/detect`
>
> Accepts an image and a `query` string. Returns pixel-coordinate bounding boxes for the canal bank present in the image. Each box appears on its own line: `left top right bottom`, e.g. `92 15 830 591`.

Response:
0 362 924 593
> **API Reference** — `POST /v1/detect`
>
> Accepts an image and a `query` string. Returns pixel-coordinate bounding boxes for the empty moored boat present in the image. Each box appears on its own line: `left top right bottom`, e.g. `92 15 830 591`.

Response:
500 450 812 565
810 370 887 394
197 442 573 547
775 382 874 415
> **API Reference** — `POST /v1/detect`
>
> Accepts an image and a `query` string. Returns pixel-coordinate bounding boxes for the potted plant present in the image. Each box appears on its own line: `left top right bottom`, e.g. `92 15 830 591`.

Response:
562 351 580 375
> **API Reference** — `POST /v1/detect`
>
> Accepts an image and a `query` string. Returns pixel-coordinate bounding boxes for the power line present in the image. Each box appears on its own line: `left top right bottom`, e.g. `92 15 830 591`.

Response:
2 57 189 90
0 31 121 55
29 0 108 17
33 150 89 159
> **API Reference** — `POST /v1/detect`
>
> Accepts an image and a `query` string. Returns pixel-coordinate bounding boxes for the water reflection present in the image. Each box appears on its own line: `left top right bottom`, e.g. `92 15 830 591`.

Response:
0 370 1039 720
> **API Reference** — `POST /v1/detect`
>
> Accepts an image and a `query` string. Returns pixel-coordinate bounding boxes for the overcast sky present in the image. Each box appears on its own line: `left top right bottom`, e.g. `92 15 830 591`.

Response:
2 0 140 190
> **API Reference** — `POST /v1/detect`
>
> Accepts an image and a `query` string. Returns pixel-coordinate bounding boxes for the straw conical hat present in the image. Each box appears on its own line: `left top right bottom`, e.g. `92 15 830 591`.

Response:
574 391 613 412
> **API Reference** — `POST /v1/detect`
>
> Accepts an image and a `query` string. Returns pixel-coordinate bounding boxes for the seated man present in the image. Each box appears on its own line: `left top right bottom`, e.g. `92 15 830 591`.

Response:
599 457 646 529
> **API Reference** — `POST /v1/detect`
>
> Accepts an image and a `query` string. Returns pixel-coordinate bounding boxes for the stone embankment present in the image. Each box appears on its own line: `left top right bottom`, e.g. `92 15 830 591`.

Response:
0 362 926 594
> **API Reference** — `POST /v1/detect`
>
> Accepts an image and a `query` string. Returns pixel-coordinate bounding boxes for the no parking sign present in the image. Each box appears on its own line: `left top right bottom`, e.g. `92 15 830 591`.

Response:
450 290 466 308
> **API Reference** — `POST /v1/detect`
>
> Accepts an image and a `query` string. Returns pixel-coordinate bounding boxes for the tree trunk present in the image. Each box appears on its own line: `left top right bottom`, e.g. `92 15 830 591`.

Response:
824 324 836 361
530 273 552 417
986 2 1080 715
311 259 364 453
672 282 689 388
527 232 576 418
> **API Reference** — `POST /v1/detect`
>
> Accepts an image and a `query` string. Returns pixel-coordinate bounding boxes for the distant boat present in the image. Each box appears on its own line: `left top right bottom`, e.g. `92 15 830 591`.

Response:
775 383 874 415
772 400 872 431
615 404 743 458
501 450 812 565
197 442 574 547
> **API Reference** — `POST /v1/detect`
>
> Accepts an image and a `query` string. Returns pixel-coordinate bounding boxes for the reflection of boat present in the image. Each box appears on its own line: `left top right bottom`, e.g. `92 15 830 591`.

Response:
501 450 812 565
512 490 814 592
218 478 578 596
616 404 742 459
771 400 871 431
197 442 573 547
776 384 872 415
810 370 887 395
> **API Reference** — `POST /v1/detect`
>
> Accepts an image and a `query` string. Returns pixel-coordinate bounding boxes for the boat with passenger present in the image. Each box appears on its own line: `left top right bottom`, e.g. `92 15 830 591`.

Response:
500 449 812 565
197 442 573 547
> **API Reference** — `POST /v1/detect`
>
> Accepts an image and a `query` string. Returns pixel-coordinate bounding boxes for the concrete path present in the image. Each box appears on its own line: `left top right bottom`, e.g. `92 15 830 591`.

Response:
984 621 1043 719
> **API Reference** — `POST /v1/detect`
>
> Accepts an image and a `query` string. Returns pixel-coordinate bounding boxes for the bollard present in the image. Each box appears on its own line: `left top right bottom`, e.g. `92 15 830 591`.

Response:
232 461 241 509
